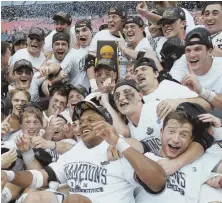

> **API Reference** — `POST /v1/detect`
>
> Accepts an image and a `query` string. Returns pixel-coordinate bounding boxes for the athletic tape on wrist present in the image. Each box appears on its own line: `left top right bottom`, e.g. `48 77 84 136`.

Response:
1 187 12 203
3 170 15 182
89 78 98 92
22 149 35 164
28 170 44 189
115 138 130 154
199 87 216 102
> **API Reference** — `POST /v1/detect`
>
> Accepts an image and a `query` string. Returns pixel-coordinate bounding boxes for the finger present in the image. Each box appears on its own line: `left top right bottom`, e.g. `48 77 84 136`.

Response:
118 31 124 39
187 63 194 74
4 114 11 123
107 146 114 162
157 103 166 118
55 108 60 116
112 148 120 161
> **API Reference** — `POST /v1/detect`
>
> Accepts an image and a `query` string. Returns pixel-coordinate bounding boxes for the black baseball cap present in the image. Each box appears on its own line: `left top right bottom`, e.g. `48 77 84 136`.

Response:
114 78 141 93
13 59 33 72
67 84 88 98
12 32 26 45
28 27 45 41
52 32 70 45
125 16 144 27
74 101 113 125
108 7 127 20
95 58 116 72
185 27 213 49
75 19 92 30
99 24 108 31
133 57 158 72
157 6 186 25
160 37 185 65
53 11 72 25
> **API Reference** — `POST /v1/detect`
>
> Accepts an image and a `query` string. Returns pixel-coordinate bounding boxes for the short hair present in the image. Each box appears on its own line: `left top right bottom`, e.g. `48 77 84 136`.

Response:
1 41 10 56
202 1 222 14
49 86 69 98
163 110 193 136
8 88 31 101
19 106 43 125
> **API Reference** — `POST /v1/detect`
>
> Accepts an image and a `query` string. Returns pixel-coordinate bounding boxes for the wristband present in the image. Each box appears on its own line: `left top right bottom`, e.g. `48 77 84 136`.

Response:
89 78 98 92
115 138 130 153
85 54 96 70
199 87 216 102
22 149 35 164
28 170 44 189
3 170 15 182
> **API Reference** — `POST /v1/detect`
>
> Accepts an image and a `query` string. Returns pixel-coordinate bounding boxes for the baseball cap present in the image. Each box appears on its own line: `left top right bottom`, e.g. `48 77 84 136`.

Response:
13 59 33 72
99 24 108 31
108 7 127 20
114 78 141 93
125 16 144 27
151 8 165 16
185 27 213 49
133 57 158 72
52 32 70 45
157 6 186 25
12 32 26 45
95 58 116 72
74 101 113 125
75 19 92 30
53 11 72 25
66 84 88 98
28 27 45 41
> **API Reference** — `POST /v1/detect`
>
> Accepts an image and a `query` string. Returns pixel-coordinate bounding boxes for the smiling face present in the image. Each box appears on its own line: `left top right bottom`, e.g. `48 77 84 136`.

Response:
68 90 84 111
27 35 44 56
75 26 92 48
48 92 67 116
13 67 33 89
22 114 42 137
185 38 212 75
203 4 222 34
11 91 29 116
148 21 163 38
114 85 143 116
108 14 124 35
79 109 104 148
134 65 159 94
161 119 193 159
124 23 144 45
162 19 186 39
54 20 69 32
53 40 69 61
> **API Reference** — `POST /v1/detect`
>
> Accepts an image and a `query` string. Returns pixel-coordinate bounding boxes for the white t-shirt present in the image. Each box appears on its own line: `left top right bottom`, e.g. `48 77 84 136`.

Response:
43 29 76 53
143 80 198 102
136 152 221 203
127 101 162 155
135 37 153 52
181 8 195 35
10 48 46 73
49 140 140 203
211 31 222 49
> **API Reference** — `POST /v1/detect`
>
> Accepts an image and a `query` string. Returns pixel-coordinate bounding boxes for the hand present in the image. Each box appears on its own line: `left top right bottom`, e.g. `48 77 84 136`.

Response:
38 64 52 78
107 145 122 162
15 133 32 153
92 121 119 146
157 159 181 176
99 93 110 107
1 114 12 137
101 78 115 94
48 114 64 132
136 1 148 16
1 171 7 190
41 79 52 96
31 136 54 149
206 175 222 188
116 31 126 52
57 70 68 82
157 99 182 119
182 63 202 94
198 114 222 128
1 148 17 169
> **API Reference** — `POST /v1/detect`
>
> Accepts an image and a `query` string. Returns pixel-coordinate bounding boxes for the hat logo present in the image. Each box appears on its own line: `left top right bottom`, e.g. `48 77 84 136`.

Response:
170 53 177 59
180 11 184 17
163 10 174 17
109 8 116 12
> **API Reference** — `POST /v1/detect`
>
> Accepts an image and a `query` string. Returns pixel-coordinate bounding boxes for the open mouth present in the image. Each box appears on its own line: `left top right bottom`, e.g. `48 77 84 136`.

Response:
168 144 180 153
31 44 38 48
165 29 173 34
28 130 36 134
190 59 199 64
137 76 145 83
120 102 129 108
79 37 86 42
20 79 28 83
82 128 92 137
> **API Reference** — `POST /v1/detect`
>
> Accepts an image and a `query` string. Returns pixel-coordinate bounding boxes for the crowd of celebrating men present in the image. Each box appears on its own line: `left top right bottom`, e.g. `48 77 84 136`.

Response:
1 1 222 203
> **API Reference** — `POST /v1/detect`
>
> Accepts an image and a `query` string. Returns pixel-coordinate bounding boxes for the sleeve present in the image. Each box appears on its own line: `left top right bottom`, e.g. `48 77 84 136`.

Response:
88 32 100 53
170 55 188 83
60 49 76 74
200 153 222 184
48 155 67 184
212 126 222 141
43 34 53 53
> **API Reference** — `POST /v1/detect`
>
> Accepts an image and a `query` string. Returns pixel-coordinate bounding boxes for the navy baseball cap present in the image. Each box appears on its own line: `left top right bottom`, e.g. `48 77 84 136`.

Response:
108 7 127 20
74 101 113 125
28 27 45 41
114 78 141 93
12 32 26 45
53 11 72 25
52 32 70 45
185 27 213 49
13 59 33 72
133 57 158 72
95 58 116 72
157 6 186 25
75 19 92 30
125 16 144 27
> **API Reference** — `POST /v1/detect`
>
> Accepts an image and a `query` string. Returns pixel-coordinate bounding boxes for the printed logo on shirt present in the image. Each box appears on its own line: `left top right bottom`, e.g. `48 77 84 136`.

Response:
64 162 107 193
167 171 186 195
146 127 154 135
79 56 86 72
142 136 161 155
46 149 59 162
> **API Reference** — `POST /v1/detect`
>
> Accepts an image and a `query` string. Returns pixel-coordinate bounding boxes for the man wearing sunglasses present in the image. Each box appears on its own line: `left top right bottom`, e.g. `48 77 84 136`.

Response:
43 11 75 54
